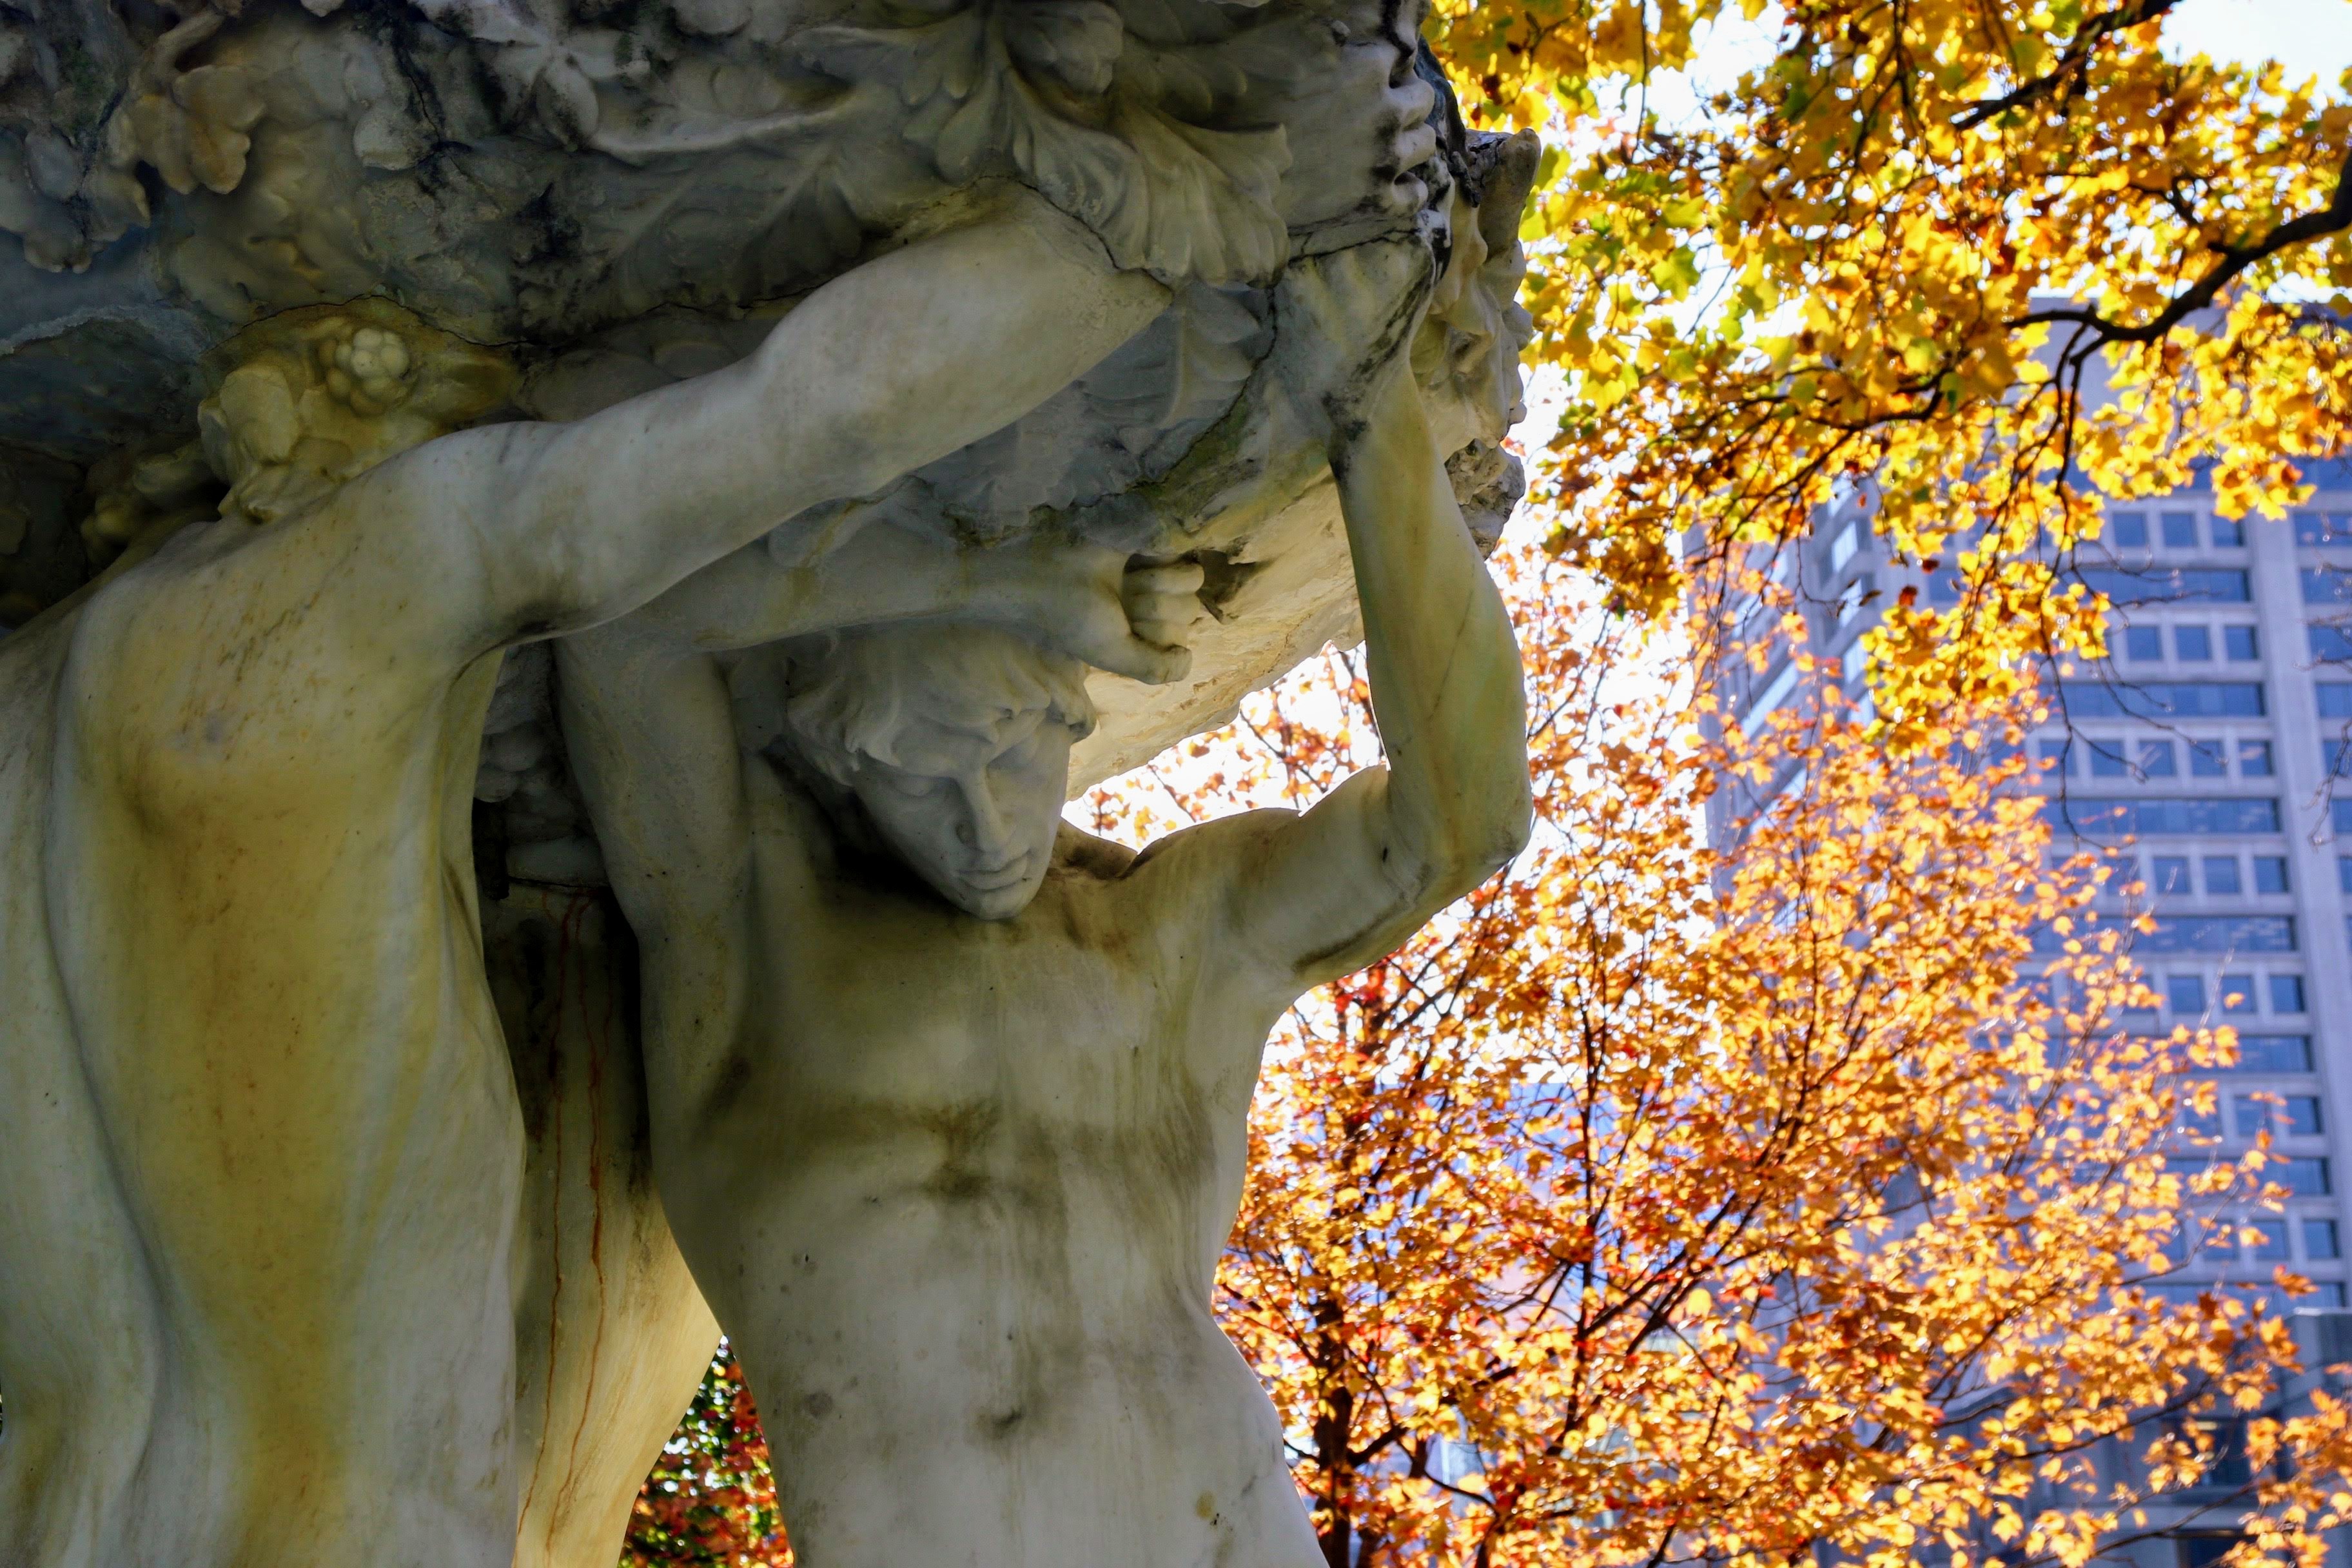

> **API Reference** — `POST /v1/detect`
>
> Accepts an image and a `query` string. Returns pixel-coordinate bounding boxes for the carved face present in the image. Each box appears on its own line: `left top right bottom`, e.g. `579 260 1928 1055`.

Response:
779 623 1095 922
843 703 1082 921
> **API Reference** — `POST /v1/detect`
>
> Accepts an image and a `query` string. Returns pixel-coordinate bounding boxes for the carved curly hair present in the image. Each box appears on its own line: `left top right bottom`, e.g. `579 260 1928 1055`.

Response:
778 622 1097 789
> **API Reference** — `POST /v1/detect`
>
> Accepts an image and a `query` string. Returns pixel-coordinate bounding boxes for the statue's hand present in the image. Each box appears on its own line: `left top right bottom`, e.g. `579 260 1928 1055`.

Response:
1006 544 1202 687
1275 237 1438 442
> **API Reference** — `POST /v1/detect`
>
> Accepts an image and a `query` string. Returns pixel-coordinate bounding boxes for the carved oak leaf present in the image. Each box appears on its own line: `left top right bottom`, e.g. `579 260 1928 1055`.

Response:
1000 0 1123 95
1086 103 1285 281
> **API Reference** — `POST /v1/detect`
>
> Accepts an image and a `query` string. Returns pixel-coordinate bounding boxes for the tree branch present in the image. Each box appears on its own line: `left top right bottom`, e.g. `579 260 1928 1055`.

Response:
1952 0 2182 132
2014 142 2352 347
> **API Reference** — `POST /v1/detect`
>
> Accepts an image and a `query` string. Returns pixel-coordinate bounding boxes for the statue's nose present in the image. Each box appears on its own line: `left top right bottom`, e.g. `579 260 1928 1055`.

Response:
954 781 1010 852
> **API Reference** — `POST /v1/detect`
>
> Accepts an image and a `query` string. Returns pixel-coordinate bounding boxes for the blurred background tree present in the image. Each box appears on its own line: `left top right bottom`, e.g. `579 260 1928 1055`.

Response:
1435 0 2351 735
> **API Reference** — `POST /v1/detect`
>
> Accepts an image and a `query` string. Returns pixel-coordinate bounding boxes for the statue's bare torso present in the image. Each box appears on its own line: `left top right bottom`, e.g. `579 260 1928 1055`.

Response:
560 235 1534 1568
655 761 1318 1566
0 514 522 1566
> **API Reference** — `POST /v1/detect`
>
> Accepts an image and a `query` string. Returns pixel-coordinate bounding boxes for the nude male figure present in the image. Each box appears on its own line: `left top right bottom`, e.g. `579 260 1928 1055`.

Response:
557 226 1534 1567
0 193 1175 1568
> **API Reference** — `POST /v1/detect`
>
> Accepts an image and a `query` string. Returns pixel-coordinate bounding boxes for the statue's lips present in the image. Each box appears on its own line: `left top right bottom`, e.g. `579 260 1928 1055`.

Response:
960 855 1032 893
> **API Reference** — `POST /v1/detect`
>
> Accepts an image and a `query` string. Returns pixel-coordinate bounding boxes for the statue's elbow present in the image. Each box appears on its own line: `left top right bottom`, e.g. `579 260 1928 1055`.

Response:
1424 781 1533 901
1478 781 1536 878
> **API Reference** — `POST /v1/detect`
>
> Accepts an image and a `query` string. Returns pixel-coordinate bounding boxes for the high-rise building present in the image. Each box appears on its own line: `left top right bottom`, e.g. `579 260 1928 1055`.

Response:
1700 455 2352 1567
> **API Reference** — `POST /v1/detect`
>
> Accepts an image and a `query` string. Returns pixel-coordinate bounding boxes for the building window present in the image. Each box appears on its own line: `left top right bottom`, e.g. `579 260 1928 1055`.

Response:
2248 1219 2291 1260
2183 1418 2255 1487
2124 625 2166 662
2211 515 2246 547
2139 917 2296 954
1738 661 1799 735
2220 974 2258 1014
2233 1035 2313 1072
2175 1533 2243 1568
2226 625 2260 661
2190 740 2228 777
2307 1219 2341 1260
2253 856 2290 894
2043 797 2282 836
2270 975 2308 1014
2090 741 2131 778
2162 511 2201 548
2239 740 2275 777
2306 567 2352 605
2168 974 2208 1014
2311 623 2352 662
2278 1157 2331 1195
2337 856 2352 895
2237 1095 2325 1138
2084 567 2251 604
1836 576 1870 626
2152 856 2192 893
1829 519 1861 570
2141 740 2179 778
2112 510 2151 548
2204 856 2242 895
2176 625 2214 661
2296 510 2352 545
2061 681 2264 719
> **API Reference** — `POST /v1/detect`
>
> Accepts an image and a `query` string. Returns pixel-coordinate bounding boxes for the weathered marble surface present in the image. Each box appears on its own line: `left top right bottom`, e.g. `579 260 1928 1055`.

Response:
0 199 1176 1567
0 5 1538 1563
555 225 1532 1568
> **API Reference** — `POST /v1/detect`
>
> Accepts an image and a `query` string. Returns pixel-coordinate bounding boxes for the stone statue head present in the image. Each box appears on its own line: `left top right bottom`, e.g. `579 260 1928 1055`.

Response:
778 622 1097 921
198 299 515 525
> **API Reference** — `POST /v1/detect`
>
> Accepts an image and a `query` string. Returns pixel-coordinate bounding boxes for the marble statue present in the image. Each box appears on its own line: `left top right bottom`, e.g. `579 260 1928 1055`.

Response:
554 211 1533 1563
0 197 1179 1567
0 0 1542 1559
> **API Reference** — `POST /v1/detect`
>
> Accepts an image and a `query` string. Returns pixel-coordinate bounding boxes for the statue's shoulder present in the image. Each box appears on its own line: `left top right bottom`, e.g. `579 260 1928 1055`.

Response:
1075 805 1299 890
1052 821 1141 883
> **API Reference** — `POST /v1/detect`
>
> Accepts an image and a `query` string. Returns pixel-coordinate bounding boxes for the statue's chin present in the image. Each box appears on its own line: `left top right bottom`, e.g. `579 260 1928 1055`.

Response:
936 874 1043 924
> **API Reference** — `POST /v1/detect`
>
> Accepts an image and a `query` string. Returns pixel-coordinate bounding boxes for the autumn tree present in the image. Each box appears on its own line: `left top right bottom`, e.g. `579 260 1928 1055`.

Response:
1075 542 2352 1568
1433 0 2351 724
621 541 2352 1568
622 1349 786 1568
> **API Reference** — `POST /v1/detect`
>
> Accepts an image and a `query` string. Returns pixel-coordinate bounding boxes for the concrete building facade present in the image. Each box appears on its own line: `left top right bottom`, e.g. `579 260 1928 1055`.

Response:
1703 456 2352 1566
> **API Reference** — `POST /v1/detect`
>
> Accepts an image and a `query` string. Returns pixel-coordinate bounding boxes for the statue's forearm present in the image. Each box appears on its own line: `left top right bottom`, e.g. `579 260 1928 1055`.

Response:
629 523 1039 654
1332 379 1533 893
466 199 1169 645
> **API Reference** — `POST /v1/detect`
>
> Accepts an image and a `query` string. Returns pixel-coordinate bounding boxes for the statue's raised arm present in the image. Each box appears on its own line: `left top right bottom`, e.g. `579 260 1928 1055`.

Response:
326 193 1170 656
1202 233 1536 994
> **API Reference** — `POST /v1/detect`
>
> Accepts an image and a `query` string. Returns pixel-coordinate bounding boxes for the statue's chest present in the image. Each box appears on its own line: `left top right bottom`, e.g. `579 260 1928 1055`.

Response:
759 881 1202 1146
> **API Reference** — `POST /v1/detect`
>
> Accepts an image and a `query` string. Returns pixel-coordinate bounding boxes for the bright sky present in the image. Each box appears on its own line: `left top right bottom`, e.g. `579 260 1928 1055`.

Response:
2163 0 2352 76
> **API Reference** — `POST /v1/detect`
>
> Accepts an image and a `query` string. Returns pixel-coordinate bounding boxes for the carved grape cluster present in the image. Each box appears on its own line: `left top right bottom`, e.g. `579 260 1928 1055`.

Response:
324 327 417 416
